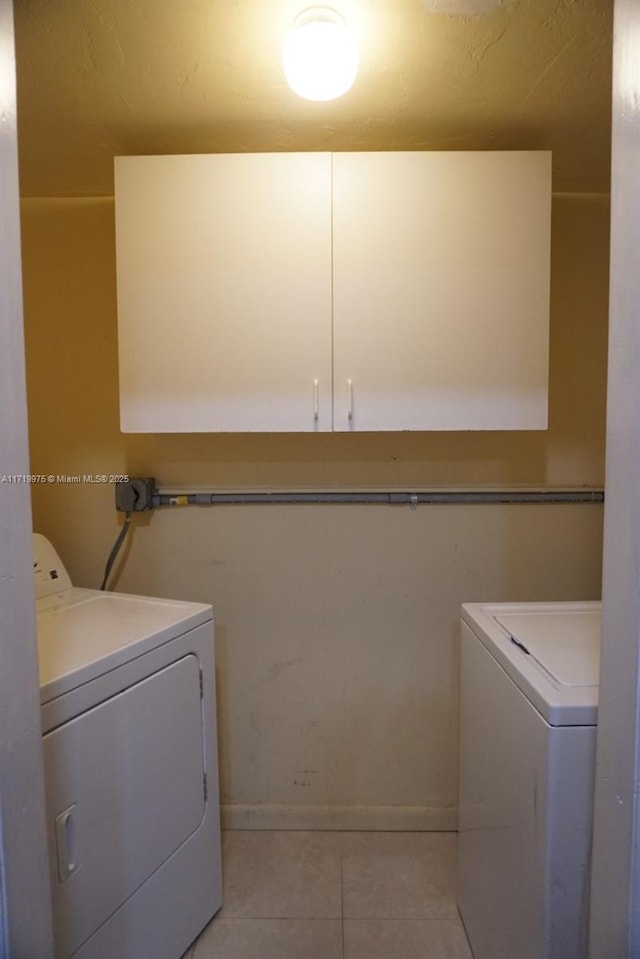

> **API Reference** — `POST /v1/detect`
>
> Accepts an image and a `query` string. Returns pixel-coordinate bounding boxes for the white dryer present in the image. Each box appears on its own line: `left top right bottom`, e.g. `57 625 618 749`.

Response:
34 533 222 959
458 601 601 959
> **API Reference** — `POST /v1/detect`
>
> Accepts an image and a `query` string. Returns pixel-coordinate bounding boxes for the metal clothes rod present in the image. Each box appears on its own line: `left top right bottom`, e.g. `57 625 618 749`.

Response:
153 489 605 508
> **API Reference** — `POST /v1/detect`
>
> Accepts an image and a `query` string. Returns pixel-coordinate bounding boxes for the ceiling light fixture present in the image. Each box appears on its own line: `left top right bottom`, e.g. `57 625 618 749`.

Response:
283 6 359 102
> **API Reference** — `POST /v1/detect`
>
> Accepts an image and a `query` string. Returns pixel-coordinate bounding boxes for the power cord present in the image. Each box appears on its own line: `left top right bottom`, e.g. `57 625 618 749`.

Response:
100 512 132 591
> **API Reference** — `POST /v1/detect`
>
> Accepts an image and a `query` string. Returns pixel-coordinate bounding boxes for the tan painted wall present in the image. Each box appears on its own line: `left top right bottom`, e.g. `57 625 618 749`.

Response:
20 192 608 828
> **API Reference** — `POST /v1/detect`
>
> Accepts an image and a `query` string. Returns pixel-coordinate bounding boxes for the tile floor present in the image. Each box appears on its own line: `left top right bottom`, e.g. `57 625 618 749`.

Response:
181 830 473 959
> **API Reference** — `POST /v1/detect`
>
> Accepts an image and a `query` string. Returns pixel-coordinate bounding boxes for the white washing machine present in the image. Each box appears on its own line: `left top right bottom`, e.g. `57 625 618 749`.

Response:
34 533 222 959
458 601 601 959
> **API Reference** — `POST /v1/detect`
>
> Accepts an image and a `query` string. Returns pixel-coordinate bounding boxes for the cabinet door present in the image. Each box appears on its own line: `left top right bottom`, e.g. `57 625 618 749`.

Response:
332 152 551 431
115 153 332 431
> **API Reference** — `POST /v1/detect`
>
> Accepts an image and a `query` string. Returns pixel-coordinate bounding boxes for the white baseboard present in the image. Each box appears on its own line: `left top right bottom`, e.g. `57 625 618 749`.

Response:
221 803 457 832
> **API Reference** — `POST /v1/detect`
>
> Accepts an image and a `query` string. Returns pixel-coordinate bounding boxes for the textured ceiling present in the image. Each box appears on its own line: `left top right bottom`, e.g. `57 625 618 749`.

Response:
14 0 613 197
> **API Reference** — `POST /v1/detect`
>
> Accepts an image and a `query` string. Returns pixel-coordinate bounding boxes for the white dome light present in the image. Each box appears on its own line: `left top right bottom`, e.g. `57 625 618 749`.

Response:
283 7 359 102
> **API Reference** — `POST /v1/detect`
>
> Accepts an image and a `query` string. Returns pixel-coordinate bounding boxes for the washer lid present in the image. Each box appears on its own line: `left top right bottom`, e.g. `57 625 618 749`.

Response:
461 601 601 726
495 610 600 687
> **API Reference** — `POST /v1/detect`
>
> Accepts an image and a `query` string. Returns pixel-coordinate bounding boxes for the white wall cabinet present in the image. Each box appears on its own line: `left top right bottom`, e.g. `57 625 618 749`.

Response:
115 151 551 433
115 153 333 432
332 152 551 431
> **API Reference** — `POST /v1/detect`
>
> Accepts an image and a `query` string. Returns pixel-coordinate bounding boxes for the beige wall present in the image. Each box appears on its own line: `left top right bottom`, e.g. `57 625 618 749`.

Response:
20 191 608 828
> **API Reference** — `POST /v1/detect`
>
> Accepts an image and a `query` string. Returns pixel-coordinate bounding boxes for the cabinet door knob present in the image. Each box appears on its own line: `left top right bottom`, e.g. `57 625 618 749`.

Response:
313 379 320 421
347 379 354 423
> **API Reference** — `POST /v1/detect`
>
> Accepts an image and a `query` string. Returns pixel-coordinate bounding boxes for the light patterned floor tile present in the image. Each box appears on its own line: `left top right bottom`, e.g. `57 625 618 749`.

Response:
343 918 473 959
192 917 343 959
341 832 458 919
220 830 342 918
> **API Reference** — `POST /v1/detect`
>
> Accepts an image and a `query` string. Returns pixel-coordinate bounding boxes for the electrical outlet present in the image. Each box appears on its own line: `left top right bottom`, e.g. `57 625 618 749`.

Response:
115 477 156 512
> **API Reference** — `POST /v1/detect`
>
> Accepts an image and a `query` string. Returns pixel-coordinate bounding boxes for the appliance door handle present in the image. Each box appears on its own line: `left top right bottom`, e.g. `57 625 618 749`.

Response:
55 804 79 882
